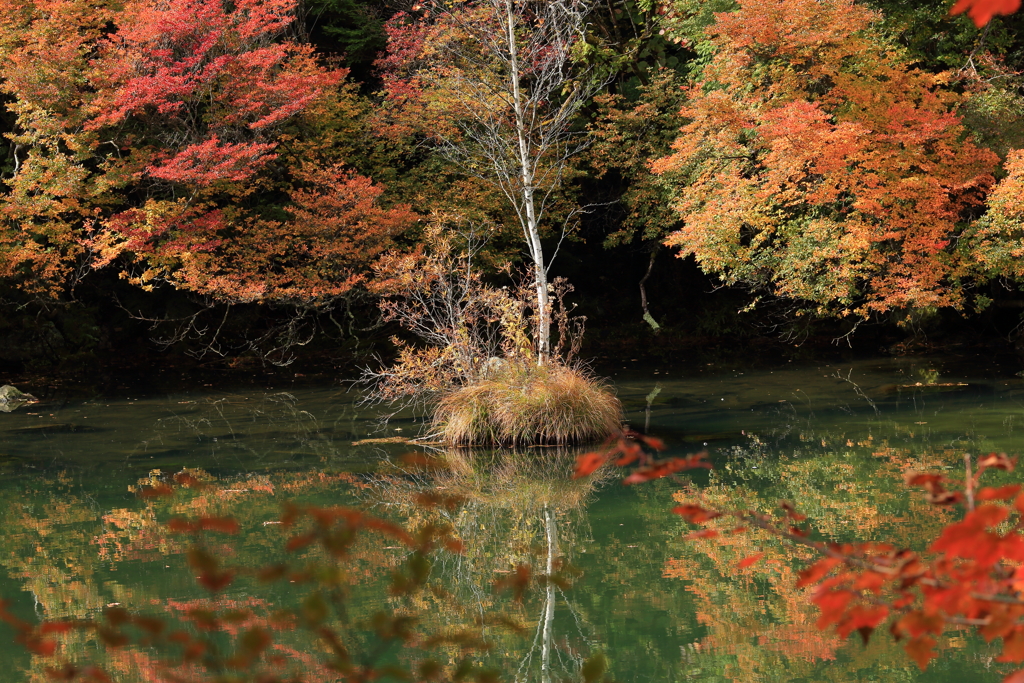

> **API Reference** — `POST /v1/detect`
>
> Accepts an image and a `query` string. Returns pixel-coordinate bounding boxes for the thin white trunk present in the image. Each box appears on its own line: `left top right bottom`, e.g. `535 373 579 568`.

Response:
504 0 550 364
540 505 558 683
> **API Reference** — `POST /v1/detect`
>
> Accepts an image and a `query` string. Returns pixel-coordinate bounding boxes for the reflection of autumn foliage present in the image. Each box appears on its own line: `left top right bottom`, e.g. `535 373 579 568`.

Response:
663 483 922 681
1 465 547 683
572 432 1000 681
662 449 1024 681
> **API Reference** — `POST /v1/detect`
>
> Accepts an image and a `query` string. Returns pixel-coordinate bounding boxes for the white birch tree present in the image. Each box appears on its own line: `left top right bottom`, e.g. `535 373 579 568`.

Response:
385 0 604 364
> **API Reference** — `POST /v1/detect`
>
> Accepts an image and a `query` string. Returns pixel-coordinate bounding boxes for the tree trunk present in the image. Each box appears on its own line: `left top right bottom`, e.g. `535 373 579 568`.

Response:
505 0 550 364
540 505 558 683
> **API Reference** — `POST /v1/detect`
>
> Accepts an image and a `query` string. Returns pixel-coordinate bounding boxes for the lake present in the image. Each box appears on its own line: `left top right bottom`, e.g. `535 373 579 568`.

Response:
1 352 1021 682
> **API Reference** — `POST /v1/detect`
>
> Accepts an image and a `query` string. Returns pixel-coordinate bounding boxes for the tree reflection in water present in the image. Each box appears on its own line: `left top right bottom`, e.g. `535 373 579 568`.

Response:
369 447 613 683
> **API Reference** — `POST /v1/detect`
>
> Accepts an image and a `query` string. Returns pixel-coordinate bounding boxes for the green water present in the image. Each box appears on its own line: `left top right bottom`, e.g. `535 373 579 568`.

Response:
1 355 1022 682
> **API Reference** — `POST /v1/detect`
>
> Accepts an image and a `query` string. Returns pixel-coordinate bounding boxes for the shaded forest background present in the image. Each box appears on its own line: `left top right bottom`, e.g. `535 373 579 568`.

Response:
2 0 1024 392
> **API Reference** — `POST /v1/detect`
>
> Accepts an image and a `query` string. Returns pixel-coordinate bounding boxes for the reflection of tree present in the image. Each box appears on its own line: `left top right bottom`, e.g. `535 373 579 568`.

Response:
0 466 400 682
371 448 611 682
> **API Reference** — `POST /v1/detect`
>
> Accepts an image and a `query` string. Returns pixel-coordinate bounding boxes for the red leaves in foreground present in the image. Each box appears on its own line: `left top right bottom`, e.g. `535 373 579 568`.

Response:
675 449 1024 679
573 431 709 483
950 0 1021 27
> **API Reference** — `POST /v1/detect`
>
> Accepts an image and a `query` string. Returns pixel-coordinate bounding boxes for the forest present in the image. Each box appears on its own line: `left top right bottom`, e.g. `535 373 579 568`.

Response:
1 0 1023 387
6 1 1024 682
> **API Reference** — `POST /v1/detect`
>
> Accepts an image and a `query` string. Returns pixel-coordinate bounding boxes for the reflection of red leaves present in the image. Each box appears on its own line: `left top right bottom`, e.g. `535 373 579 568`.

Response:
737 552 765 569
398 452 447 470
172 472 209 489
138 483 174 499
413 491 467 510
950 0 1021 28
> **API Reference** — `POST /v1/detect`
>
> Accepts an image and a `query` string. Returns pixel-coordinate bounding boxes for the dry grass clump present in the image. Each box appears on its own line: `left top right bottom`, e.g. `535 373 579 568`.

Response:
432 361 621 446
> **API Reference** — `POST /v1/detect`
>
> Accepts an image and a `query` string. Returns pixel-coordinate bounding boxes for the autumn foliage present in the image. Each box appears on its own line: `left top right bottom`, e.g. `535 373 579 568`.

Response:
0 0 413 306
654 0 1000 319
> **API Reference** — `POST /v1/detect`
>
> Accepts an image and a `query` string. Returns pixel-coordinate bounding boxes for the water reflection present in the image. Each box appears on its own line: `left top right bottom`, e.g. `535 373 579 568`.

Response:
370 448 613 683
1 356 1023 681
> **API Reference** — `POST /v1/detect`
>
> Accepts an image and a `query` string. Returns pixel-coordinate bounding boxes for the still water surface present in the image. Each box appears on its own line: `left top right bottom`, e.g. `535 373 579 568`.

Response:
1 355 1023 681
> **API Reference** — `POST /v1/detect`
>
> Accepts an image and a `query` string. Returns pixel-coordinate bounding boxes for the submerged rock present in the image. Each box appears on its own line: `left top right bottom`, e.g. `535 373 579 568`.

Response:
0 385 38 413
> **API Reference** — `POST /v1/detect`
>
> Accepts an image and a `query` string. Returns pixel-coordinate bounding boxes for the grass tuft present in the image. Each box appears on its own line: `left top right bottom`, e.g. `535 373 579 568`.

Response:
432 361 622 446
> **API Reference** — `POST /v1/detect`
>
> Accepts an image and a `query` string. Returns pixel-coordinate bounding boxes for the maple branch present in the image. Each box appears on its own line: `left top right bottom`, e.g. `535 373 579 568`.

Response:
733 507 1024 606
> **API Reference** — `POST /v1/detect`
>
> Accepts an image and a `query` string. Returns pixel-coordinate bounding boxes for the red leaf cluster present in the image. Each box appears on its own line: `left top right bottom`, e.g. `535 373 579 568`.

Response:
573 431 708 484
950 0 1021 26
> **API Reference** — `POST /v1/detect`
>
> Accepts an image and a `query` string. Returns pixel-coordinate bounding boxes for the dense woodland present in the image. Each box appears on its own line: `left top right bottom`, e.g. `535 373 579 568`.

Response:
2 0 1024 383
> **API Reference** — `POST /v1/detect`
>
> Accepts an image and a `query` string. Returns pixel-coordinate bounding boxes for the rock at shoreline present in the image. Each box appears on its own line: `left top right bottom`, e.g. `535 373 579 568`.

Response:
0 385 38 413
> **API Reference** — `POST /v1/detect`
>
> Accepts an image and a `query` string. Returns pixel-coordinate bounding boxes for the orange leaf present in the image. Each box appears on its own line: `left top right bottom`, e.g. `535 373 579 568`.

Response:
780 500 807 521
797 558 841 588
444 539 466 554
573 452 606 479
197 570 235 592
1004 669 1024 683
286 532 317 552
672 504 721 523
950 0 1022 27
905 635 937 670
737 552 765 569
167 518 196 533
978 485 1022 501
978 452 1016 472
894 611 945 638
638 434 666 451
837 604 889 639
1000 627 1024 663
25 637 57 656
